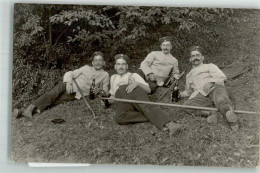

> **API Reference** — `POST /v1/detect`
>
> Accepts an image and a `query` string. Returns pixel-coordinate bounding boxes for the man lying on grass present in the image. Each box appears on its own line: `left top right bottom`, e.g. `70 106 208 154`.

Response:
179 46 239 131
14 51 109 118
107 54 183 137
136 36 180 93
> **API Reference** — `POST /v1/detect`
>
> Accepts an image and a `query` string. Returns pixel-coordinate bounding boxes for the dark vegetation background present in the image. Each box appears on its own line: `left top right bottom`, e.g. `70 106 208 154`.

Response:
13 4 239 108
12 4 260 167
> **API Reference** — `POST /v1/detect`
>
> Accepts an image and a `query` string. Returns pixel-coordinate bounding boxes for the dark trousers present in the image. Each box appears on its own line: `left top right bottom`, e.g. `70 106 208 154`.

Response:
136 69 158 94
33 81 75 112
114 85 171 129
183 84 232 116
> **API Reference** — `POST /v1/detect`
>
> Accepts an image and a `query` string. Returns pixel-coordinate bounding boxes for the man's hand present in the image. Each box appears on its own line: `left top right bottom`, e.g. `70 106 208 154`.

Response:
179 91 184 99
126 81 138 93
148 73 156 82
93 87 101 95
66 83 73 94
203 82 215 94
170 76 176 83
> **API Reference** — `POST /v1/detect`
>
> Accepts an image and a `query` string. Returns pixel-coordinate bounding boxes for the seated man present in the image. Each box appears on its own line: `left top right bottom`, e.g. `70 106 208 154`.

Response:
14 51 109 118
137 36 180 93
108 54 183 136
179 46 239 131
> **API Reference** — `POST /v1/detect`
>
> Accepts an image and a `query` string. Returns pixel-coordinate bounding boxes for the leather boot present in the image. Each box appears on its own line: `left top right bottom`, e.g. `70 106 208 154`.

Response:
22 104 35 117
165 121 183 137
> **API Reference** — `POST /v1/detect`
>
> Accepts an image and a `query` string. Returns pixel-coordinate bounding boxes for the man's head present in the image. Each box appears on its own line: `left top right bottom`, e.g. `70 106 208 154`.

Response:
114 54 130 75
159 36 172 54
92 51 105 70
189 46 205 67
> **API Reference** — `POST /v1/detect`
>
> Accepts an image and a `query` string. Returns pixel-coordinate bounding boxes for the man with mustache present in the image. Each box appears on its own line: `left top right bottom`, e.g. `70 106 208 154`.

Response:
179 46 239 131
14 51 109 118
137 36 180 93
108 54 183 136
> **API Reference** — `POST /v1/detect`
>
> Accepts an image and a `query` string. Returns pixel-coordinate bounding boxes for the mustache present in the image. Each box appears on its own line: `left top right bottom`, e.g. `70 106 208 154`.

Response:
192 59 200 62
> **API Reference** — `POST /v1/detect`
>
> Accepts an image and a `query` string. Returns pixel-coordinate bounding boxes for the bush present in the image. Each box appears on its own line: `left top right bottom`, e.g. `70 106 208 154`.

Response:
12 56 66 108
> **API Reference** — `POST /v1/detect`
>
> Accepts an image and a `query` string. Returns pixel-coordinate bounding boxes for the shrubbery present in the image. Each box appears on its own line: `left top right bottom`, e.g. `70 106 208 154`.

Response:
12 4 240 106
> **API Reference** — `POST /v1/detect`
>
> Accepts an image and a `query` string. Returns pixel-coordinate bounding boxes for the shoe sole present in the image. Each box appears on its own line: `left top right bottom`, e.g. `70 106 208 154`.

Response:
225 110 238 123
169 125 183 136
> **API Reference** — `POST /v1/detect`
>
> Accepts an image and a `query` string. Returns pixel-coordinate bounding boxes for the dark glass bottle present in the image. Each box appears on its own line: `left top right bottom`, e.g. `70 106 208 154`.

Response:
89 79 95 100
101 90 110 108
171 82 179 102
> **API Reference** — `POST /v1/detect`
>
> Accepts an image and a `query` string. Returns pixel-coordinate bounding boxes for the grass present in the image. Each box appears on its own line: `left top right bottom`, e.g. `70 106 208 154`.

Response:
11 10 260 167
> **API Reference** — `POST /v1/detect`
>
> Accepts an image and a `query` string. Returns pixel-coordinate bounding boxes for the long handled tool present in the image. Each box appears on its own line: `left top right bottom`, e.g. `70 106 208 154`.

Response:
72 78 96 117
156 71 185 102
101 97 259 115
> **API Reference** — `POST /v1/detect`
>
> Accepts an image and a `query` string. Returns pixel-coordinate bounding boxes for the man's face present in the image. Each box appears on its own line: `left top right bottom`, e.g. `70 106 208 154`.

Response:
190 50 204 66
160 41 172 54
114 59 128 75
92 55 105 70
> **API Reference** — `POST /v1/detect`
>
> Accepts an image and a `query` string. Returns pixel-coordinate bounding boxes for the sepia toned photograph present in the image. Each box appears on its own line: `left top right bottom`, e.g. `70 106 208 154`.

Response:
11 3 259 167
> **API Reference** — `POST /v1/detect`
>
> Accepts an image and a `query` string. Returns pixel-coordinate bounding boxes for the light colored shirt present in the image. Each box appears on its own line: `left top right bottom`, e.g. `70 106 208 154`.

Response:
140 51 179 86
183 63 227 99
109 72 149 97
63 65 109 99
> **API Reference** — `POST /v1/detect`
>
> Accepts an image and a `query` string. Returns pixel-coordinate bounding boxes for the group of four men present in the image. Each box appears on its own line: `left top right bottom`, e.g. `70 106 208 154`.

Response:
14 36 239 136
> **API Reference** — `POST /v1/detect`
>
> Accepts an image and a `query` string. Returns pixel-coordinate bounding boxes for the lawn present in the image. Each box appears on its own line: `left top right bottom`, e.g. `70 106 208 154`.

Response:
11 10 260 167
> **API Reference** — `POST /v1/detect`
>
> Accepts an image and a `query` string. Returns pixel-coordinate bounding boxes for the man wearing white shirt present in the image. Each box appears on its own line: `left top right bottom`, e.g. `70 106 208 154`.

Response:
179 46 239 131
137 36 180 93
109 54 183 136
14 52 109 118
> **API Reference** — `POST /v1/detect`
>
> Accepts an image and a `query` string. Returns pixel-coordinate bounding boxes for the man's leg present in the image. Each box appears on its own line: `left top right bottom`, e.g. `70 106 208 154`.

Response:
136 69 158 93
209 84 238 130
114 87 149 125
117 85 171 129
52 92 76 105
22 81 67 117
183 93 214 117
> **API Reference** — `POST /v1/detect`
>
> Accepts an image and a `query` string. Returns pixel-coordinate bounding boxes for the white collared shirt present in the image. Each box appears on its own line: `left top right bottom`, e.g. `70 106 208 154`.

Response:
109 72 149 97
63 65 109 99
140 51 179 86
184 63 227 99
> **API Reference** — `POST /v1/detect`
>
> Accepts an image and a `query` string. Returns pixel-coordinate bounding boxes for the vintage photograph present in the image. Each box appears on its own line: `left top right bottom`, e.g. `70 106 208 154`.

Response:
11 3 259 167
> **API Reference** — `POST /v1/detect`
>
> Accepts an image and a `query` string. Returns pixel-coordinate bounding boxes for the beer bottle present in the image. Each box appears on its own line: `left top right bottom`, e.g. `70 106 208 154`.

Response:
89 78 95 100
101 90 110 108
171 82 179 102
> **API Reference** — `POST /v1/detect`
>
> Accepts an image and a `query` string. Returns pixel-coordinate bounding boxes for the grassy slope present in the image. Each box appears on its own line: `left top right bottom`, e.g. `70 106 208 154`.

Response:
11 10 260 167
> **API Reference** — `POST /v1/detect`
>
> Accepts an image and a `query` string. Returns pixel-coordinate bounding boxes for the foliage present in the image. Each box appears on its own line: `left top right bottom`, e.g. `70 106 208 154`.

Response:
13 4 240 107
12 56 65 108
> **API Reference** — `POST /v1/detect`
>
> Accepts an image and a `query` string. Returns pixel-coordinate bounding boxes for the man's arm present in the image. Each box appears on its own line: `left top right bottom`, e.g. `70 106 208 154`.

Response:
179 75 192 98
71 66 86 79
179 84 191 98
126 81 151 94
208 63 227 85
102 73 110 95
126 73 151 94
172 59 180 79
63 66 87 94
140 52 155 77
63 66 86 83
